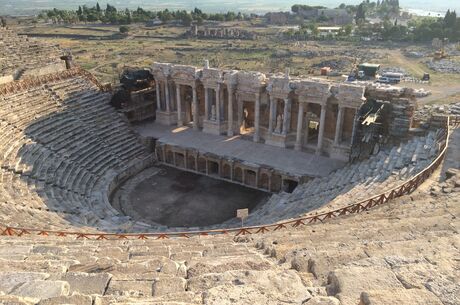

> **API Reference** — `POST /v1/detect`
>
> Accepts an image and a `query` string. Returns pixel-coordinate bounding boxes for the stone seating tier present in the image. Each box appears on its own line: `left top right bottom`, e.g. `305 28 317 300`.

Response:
0 74 152 232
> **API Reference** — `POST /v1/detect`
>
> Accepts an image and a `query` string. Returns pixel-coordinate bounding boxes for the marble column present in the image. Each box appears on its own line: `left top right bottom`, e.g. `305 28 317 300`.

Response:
155 81 161 111
316 103 327 155
164 80 170 112
192 84 198 130
268 96 275 134
304 117 310 145
282 98 291 136
350 108 359 146
295 103 305 151
237 95 243 134
334 105 345 146
254 92 260 142
227 87 234 136
176 84 182 126
204 87 209 120
216 85 221 123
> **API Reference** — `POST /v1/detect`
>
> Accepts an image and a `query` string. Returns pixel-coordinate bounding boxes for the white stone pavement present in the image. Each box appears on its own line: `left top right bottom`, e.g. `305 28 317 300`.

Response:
135 122 346 178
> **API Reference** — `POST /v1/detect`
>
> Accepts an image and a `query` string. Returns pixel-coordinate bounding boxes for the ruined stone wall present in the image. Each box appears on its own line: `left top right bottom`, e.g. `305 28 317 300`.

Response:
388 98 416 138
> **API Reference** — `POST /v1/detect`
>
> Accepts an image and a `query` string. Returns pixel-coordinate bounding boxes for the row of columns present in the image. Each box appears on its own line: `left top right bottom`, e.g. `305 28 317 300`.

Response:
294 103 350 154
175 83 198 130
268 97 292 136
156 80 353 151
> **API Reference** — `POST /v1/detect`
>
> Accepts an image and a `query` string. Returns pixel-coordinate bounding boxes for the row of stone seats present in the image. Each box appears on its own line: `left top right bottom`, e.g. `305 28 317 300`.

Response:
0 181 455 305
242 131 442 225
0 231 318 305
0 74 152 232
251 179 459 305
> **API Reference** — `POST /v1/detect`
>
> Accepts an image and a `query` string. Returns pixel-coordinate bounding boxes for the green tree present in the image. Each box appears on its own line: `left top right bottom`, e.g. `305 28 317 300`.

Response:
119 25 129 33
355 3 366 24
181 13 193 26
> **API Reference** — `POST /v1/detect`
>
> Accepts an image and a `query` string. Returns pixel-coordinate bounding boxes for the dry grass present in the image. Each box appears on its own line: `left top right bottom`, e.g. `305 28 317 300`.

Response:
14 23 460 98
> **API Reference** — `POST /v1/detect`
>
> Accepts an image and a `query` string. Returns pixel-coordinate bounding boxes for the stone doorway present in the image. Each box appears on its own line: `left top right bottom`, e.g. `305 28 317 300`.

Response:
240 101 255 135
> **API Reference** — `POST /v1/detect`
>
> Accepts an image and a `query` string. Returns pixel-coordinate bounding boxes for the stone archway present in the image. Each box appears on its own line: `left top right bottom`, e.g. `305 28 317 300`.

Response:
175 152 185 168
259 173 269 190
208 160 219 176
271 174 282 192
187 155 196 171
234 167 243 183
222 163 232 179
166 150 174 164
244 169 257 187
197 157 207 173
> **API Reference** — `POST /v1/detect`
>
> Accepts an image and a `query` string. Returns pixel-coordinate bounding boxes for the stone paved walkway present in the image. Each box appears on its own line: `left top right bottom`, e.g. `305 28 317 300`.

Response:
135 122 346 177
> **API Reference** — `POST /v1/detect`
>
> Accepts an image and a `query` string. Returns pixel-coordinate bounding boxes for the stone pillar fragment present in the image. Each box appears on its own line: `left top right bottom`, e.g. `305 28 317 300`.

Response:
237 95 243 135
204 87 209 120
254 92 260 142
216 85 221 123
295 103 305 151
165 80 170 112
192 84 198 130
227 87 234 136
282 98 291 135
334 105 345 145
268 96 275 134
176 84 182 126
156 81 161 110
316 103 327 155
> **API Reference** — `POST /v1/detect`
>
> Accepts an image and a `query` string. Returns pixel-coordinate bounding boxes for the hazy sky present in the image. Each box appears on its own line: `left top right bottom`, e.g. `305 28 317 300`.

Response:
1 0 458 16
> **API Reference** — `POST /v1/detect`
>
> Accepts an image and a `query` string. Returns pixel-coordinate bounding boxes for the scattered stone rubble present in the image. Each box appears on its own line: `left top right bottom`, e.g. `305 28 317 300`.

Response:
426 59 460 74
415 102 460 121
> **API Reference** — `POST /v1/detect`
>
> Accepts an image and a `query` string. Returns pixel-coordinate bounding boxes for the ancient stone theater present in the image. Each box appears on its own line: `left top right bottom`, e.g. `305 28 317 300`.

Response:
0 25 458 305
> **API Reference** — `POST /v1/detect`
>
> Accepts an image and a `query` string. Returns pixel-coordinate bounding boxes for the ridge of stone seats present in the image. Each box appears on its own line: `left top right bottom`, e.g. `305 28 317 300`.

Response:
0 74 153 232
0 233 320 305
250 171 459 305
243 131 441 225
0 28 63 78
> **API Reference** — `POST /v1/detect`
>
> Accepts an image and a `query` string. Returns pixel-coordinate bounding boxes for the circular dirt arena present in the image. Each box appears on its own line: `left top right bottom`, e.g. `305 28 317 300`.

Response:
122 166 269 227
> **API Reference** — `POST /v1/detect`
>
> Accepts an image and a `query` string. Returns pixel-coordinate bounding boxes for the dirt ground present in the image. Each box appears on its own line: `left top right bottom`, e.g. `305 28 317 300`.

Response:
16 23 460 104
128 166 268 227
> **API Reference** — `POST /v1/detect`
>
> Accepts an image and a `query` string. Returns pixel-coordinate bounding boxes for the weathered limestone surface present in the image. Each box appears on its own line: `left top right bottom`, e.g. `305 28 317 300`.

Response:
58 272 112 295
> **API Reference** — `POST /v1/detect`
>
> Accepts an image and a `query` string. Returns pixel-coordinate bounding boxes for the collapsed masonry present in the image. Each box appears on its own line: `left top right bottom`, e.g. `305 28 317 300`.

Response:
111 68 156 122
150 62 421 162
187 25 257 40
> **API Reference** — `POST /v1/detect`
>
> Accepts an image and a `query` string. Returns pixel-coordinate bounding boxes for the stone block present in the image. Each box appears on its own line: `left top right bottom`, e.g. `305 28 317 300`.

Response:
306 296 340 305
359 289 443 305
13 280 70 299
327 266 403 305
0 272 49 294
152 276 186 296
59 272 111 295
38 294 93 305
105 280 153 297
